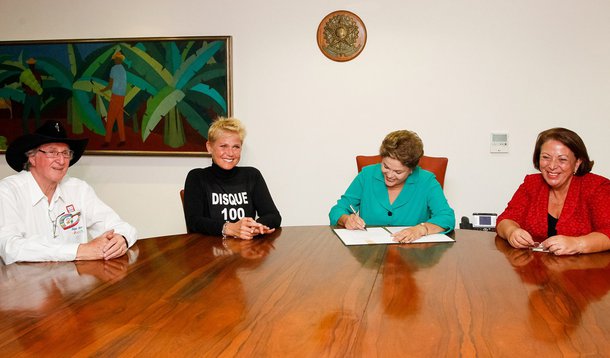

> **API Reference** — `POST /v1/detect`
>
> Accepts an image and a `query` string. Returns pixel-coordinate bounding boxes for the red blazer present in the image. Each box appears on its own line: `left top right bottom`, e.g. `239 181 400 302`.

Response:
497 173 610 240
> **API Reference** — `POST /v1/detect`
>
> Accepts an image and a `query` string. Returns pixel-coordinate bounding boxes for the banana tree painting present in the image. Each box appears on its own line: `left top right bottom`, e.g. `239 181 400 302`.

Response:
118 40 228 148
0 37 232 155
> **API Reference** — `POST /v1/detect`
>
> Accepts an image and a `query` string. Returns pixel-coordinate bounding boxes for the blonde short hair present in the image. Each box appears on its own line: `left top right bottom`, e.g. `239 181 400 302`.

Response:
379 130 424 169
208 117 246 143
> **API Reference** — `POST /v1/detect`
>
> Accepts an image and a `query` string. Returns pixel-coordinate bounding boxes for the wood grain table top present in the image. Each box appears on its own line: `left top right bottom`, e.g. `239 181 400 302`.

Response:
2 226 609 357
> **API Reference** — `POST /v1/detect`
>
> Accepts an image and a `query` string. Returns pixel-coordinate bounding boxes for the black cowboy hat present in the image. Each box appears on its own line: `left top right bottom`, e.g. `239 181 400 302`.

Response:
5 120 88 172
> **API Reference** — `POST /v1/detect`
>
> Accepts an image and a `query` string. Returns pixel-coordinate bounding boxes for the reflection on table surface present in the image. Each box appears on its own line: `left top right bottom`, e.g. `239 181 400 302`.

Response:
496 237 610 343
1 227 609 356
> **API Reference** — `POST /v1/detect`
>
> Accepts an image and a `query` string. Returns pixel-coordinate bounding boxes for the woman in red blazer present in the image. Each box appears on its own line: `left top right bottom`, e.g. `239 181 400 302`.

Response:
497 128 610 255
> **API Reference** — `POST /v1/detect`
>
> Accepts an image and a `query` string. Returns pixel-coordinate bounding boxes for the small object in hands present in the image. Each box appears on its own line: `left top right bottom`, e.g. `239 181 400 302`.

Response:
349 204 366 231
531 242 550 253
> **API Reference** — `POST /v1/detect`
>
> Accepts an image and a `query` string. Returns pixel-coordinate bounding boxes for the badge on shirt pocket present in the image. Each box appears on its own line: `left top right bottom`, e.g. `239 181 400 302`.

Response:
59 209 81 230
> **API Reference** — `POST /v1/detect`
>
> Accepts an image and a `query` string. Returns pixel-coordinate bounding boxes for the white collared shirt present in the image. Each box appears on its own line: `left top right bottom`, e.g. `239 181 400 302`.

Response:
0 171 137 264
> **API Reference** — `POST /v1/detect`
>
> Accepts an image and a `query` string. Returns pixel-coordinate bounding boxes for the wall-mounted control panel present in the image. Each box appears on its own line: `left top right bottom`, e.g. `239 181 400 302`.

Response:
490 133 509 153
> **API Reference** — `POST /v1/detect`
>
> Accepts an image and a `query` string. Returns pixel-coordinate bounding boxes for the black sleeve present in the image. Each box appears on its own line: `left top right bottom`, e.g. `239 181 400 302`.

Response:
183 169 224 235
252 169 282 229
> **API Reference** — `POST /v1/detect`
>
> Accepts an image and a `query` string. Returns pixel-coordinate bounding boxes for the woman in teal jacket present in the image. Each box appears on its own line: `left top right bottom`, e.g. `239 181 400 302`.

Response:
329 130 455 243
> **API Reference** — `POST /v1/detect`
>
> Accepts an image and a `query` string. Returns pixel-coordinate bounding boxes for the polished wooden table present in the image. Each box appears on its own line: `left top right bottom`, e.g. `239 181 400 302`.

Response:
2 227 610 357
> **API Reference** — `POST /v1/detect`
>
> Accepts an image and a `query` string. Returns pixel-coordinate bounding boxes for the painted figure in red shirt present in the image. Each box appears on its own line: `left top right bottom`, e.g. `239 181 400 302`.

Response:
497 128 610 256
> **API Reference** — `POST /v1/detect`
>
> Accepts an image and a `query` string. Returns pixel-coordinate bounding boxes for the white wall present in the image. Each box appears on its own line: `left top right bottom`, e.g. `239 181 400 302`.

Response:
1 0 609 238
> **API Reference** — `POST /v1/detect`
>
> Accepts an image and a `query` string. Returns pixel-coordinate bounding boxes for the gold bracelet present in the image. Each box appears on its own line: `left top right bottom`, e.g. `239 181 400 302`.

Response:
419 222 428 236
578 238 585 254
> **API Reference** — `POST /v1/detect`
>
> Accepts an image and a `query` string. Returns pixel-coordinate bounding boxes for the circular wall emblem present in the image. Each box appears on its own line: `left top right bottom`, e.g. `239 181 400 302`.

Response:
317 10 367 62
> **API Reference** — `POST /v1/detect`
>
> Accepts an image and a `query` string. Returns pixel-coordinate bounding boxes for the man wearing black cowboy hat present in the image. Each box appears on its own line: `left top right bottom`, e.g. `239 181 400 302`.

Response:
0 120 137 264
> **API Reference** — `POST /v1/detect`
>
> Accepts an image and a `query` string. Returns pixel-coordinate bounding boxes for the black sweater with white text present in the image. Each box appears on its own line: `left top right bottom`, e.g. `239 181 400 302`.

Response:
183 163 281 235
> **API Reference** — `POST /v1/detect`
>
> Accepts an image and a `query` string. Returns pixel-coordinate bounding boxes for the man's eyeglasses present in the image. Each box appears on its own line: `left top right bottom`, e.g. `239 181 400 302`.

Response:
38 149 74 160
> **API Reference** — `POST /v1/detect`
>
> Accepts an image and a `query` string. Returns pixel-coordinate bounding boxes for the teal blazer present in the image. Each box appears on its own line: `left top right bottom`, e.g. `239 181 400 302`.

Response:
329 164 455 232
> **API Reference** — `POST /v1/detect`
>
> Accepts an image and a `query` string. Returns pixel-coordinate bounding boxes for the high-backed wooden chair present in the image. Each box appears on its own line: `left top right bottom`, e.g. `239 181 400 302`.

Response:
355 155 448 189
180 189 191 233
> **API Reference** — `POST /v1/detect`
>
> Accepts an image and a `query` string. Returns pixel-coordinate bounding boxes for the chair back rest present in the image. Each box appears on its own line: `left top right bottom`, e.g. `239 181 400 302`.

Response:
180 189 191 233
355 155 448 189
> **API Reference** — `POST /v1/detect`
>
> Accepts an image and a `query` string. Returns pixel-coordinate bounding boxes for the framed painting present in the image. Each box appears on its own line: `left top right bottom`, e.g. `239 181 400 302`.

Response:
0 36 232 156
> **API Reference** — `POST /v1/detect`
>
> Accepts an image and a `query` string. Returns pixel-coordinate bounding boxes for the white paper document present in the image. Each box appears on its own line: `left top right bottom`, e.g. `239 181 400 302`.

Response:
333 226 455 246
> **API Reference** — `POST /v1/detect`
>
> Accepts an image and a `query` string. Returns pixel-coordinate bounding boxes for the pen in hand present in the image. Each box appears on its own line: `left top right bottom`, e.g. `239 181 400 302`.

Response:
349 205 367 231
